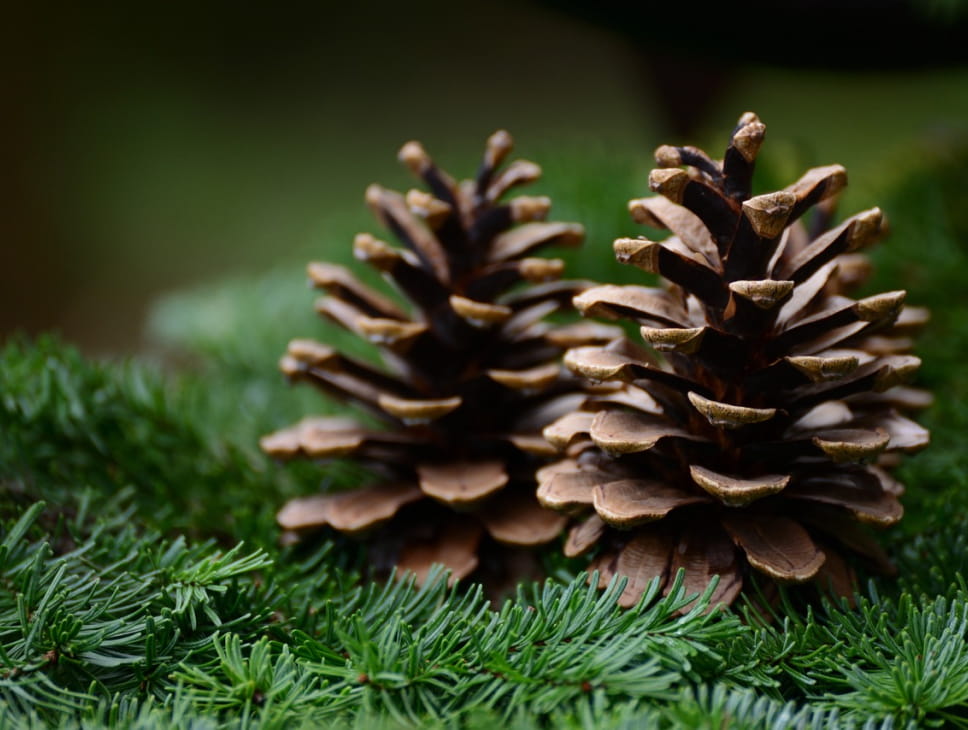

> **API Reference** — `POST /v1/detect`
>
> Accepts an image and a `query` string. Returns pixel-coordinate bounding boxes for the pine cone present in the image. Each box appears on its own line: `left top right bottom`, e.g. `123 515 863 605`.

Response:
538 113 930 608
262 131 619 586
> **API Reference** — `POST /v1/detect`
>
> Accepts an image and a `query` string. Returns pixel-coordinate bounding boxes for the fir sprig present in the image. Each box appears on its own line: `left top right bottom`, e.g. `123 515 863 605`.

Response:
0 495 277 720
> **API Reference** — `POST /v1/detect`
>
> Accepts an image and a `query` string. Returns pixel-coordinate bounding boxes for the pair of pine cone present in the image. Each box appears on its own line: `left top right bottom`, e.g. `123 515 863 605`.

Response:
261 114 930 607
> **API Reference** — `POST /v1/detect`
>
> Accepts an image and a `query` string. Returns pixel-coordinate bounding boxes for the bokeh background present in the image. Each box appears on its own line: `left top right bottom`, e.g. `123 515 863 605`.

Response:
5 0 968 354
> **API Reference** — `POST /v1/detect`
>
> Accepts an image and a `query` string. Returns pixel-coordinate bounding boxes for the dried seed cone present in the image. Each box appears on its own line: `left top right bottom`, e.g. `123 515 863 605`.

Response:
262 131 618 586
539 113 930 608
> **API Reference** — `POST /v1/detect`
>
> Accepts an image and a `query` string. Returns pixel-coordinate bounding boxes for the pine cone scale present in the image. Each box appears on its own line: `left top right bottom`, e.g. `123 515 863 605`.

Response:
629 195 720 265
478 491 567 546
720 513 825 582
308 262 408 319
416 460 508 505
277 482 424 533
615 530 675 607
592 479 708 528
669 524 743 606
688 465 789 506
396 518 483 584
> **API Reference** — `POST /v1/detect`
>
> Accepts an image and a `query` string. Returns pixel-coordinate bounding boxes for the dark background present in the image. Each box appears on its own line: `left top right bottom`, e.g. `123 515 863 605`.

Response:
4 1 967 353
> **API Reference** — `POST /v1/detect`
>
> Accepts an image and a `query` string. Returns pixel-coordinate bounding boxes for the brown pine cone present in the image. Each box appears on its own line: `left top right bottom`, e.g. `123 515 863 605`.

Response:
262 131 620 587
538 112 930 608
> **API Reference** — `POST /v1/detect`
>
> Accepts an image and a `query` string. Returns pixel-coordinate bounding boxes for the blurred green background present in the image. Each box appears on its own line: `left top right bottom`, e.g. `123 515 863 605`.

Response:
4 1 968 353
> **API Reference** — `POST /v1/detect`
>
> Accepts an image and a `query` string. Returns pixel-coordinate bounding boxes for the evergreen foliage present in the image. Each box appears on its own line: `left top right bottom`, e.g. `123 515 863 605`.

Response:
1 142 966 726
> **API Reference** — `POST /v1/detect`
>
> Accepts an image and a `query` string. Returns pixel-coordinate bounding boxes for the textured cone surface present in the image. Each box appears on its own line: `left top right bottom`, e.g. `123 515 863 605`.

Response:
539 113 930 607
263 131 619 586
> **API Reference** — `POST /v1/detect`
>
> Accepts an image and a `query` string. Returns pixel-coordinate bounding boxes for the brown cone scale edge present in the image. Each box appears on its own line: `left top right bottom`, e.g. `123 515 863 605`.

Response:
262 131 619 588
538 112 931 609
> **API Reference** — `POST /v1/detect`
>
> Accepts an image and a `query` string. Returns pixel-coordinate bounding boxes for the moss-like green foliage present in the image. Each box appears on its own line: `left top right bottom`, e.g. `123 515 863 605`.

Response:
2 142 967 727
